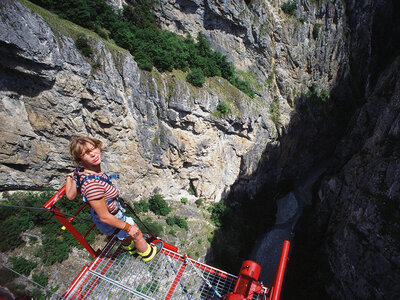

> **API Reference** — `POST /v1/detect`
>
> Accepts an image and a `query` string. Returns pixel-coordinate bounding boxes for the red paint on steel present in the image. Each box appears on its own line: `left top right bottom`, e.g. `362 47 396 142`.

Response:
42 186 99 258
165 258 187 299
151 238 178 253
51 206 98 258
62 265 90 299
269 240 290 300
223 260 264 300
43 185 66 209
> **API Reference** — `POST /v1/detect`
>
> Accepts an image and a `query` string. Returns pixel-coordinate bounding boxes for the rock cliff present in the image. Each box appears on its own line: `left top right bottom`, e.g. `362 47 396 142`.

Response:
1 0 399 298
0 0 346 202
0 0 276 202
282 1 400 299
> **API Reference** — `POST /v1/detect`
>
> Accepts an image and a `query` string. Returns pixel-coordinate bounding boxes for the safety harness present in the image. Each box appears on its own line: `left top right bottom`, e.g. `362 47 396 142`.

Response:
74 168 119 206
73 167 157 240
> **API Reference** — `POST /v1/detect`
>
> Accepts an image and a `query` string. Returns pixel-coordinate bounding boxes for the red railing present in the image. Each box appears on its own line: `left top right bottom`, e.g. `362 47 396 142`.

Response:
43 185 101 258
44 186 290 300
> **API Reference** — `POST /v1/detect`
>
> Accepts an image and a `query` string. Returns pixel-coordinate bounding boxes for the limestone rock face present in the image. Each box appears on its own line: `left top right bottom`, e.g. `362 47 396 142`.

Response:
154 0 348 98
318 0 400 297
283 1 400 298
1 0 399 298
153 0 349 199
0 0 275 202
0 0 349 202
315 57 400 299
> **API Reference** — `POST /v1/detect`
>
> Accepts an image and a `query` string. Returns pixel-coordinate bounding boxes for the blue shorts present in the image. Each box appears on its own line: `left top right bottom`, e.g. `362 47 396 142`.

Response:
90 202 135 240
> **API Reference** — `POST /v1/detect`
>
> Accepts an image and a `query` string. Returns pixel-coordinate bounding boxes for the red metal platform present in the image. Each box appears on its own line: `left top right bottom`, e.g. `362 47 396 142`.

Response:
63 235 241 299
43 186 289 300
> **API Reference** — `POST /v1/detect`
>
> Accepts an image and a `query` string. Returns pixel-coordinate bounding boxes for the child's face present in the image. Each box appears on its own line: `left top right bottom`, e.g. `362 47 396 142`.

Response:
80 142 101 169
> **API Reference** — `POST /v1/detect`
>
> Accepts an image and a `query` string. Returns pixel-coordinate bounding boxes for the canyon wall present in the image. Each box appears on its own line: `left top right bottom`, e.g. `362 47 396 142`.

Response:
0 0 346 203
1 0 399 298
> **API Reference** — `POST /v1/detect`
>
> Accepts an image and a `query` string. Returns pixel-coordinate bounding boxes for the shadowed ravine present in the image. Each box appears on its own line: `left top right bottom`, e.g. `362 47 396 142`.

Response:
250 161 329 285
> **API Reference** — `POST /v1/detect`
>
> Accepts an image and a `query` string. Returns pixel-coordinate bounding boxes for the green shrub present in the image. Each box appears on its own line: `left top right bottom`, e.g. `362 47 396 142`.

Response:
216 102 231 116
29 236 38 244
281 1 297 16
188 187 195 195
269 96 280 125
180 197 188 204
0 189 98 265
228 76 255 98
134 199 150 213
266 72 274 85
0 190 54 252
137 58 153 71
166 217 175 226
0 218 25 251
31 289 46 300
320 90 329 101
0 267 17 285
209 202 228 227
139 217 163 237
313 23 322 40
9 256 37 277
94 24 108 39
307 83 319 99
31 0 256 97
195 199 203 208
305 83 329 103
166 216 188 230
149 194 171 216
175 217 188 230
186 68 205 87
32 271 49 287
75 34 93 57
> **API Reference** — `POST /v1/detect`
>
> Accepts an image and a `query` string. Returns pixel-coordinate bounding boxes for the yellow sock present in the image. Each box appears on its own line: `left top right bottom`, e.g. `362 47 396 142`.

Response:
121 241 137 254
137 244 157 262
121 241 134 250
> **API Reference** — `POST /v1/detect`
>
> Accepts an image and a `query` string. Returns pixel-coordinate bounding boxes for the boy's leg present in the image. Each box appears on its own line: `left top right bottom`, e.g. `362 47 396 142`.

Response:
121 236 137 254
119 219 163 261
137 241 163 262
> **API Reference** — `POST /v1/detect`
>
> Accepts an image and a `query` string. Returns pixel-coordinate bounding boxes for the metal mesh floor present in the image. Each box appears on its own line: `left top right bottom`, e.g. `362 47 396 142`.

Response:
63 237 239 299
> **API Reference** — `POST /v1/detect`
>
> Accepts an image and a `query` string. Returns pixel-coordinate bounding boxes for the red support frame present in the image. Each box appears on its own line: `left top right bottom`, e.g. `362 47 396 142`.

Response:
268 240 290 300
43 185 101 258
45 186 290 300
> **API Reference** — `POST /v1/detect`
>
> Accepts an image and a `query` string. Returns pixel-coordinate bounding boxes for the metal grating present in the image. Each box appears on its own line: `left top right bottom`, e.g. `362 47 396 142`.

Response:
63 237 241 299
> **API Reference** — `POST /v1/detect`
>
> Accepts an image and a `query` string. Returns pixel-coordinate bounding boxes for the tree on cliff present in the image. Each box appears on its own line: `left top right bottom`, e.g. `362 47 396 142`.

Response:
30 0 255 97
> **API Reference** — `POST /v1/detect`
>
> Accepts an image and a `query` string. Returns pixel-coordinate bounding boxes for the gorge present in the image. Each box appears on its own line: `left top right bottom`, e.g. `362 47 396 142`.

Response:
1 0 399 299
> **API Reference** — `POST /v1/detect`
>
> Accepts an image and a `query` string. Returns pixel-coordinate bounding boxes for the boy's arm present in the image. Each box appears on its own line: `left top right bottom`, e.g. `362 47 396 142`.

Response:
89 198 127 230
65 172 77 200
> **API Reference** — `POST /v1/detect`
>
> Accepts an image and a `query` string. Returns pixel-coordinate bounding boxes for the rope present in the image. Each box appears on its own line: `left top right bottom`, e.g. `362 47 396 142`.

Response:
121 198 157 240
0 204 93 222
1 264 63 299
185 258 222 298
0 204 46 211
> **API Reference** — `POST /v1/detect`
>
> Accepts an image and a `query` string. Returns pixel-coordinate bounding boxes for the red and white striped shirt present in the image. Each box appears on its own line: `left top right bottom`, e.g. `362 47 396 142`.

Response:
79 171 119 214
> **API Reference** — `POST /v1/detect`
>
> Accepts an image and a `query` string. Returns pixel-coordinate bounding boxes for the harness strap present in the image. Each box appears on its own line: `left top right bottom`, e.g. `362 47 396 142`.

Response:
73 170 157 240
79 174 119 187
75 172 119 203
